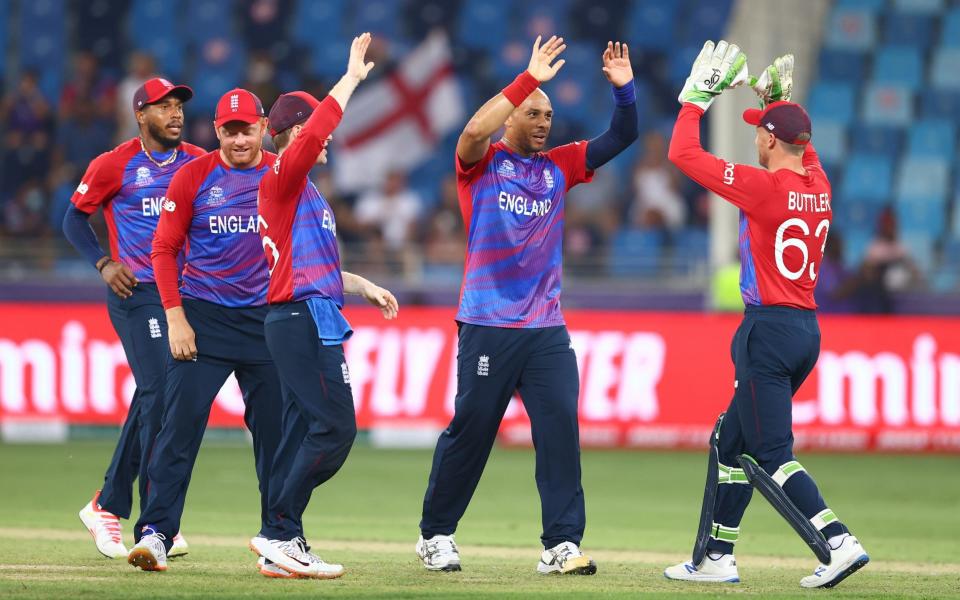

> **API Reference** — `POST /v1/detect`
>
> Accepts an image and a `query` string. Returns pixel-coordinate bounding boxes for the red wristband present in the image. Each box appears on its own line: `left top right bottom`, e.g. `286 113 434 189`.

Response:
502 71 540 106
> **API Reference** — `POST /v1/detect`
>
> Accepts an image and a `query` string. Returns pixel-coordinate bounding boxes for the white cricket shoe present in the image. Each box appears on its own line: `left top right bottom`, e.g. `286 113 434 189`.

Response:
128 529 168 572
168 532 189 558
78 490 127 559
537 541 597 575
416 534 462 572
800 534 869 588
249 535 344 579
664 553 740 583
257 555 304 579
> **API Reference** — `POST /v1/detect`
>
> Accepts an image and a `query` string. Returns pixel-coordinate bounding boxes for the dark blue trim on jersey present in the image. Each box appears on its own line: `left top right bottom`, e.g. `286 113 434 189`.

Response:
585 82 639 171
62 205 108 267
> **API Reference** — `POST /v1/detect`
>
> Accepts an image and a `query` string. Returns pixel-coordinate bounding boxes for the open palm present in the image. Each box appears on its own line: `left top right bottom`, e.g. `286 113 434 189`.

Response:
602 41 633 87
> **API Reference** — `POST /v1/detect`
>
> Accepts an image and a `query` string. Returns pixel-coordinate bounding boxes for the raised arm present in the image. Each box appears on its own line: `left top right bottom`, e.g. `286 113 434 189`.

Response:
585 41 639 170
456 35 566 165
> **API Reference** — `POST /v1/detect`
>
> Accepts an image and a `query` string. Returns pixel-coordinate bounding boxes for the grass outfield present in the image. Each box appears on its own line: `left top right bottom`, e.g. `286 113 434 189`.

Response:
1 441 958 599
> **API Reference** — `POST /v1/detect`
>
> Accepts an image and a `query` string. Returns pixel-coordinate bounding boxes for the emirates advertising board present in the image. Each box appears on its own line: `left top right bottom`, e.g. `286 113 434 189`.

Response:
1 304 958 452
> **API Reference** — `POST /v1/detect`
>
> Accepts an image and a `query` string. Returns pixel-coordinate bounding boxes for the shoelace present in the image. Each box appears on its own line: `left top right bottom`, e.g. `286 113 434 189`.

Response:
553 544 578 565
279 538 312 563
426 537 458 558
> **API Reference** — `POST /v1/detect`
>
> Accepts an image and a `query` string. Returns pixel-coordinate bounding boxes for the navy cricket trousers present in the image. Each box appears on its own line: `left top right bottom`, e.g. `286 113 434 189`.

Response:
99 283 168 519
260 303 357 541
135 299 283 550
709 305 848 554
420 323 584 549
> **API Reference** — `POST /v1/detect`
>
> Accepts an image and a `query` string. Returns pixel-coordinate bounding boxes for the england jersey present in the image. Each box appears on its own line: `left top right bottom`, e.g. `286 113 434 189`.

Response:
669 103 832 310
456 140 593 328
70 138 205 281
152 150 275 309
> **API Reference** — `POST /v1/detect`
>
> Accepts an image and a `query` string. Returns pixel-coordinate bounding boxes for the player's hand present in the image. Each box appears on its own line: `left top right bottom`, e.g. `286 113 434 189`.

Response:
101 260 138 299
678 40 749 112
166 308 198 361
360 282 399 320
527 35 566 83
346 32 375 83
602 41 633 87
750 53 793 108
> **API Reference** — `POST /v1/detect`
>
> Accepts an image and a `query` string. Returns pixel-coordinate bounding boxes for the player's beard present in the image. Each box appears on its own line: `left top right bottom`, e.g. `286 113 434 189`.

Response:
147 120 182 150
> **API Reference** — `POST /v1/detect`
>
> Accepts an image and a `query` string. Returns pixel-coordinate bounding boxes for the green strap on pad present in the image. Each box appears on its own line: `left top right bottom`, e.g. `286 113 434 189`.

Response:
709 522 740 543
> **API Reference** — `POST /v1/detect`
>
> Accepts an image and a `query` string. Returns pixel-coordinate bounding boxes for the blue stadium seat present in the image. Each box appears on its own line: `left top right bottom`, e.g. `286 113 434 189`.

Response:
457 0 508 51
128 0 185 76
921 89 960 120
191 66 242 112
609 229 665 278
894 194 947 239
840 154 894 203
678 0 732 46
851 124 904 156
18 0 66 100
824 8 877 50
812 120 848 164
872 46 923 89
895 157 949 202
836 0 885 9
907 120 956 160
817 49 866 82
931 49 960 89
627 0 680 51
671 227 709 276
882 13 934 48
307 36 350 78
669 45 704 85
833 200 884 232
863 84 913 126
293 0 345 46
892 0 945 13
353 0 401 39
808 82 855 124
942 8 960 48
842 229 874 270
185 0 235 42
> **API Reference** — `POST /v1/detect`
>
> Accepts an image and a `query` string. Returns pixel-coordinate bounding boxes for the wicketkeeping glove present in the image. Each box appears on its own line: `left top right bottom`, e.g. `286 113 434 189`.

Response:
749 53 793 108
678 40 749 112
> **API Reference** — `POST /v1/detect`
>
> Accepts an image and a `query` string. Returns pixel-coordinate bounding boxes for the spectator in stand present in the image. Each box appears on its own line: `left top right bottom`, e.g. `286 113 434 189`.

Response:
422 173 465 274
855 208 922 314
1 71 53 203
60 51 116 122
355 169 422 252
55 96 114 173
630 131 686 231
3 180 49 237
116 52 157 141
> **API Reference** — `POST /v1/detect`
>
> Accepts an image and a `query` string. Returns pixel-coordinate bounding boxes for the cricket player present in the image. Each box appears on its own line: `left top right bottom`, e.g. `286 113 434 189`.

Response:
662 41 868 588
415 36 638 575
64 78 202 559
251 33 399 580
126 88 285 574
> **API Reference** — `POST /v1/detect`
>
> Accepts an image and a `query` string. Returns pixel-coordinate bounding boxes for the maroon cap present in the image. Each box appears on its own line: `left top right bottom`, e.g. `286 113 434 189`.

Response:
743 101 812 145
132 77 193 113
214 88 265 128
268 91 321 136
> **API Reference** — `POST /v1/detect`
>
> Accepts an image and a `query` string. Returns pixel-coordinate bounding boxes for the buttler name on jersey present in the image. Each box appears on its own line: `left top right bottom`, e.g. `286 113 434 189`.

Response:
497 190 553 217
787 190 831 213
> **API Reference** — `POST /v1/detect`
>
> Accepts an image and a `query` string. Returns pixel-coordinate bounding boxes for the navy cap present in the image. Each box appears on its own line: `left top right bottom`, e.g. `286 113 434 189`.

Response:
743 101 812 145
268 91 321 136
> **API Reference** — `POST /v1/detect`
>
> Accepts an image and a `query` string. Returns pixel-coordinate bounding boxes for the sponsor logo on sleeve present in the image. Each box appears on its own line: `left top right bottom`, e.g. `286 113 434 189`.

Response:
162 199 176 212
76 183 89 195
723 162 735 186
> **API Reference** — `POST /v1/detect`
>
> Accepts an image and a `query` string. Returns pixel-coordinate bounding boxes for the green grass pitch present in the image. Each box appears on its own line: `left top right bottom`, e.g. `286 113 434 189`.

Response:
1 440 958 598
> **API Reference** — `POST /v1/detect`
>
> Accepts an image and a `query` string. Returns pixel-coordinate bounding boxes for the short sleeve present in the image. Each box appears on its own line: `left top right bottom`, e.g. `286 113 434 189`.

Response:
456 145 496 185
546 141 594 191
70 152 124 214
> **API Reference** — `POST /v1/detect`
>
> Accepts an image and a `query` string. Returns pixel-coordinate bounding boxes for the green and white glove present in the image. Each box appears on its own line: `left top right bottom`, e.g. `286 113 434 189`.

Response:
678 40 749 112
749 53 793 108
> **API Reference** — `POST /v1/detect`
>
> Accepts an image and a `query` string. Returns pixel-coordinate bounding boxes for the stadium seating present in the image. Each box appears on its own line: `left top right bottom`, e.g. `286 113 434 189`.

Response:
18 0 65 100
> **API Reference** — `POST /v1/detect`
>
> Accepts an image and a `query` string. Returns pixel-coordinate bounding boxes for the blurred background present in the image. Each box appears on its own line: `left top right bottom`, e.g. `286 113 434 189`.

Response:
0 0 958 452
0 0 957 313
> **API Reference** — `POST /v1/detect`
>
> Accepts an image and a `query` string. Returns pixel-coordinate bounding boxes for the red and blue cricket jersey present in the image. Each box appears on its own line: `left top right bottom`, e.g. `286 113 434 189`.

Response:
258 96 344 307
70 138 205 282
152 150 276 310
455 140 593 328
669 104 832 310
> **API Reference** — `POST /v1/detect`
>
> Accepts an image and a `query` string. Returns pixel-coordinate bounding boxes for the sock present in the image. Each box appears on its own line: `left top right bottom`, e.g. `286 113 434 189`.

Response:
827 533 848 550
